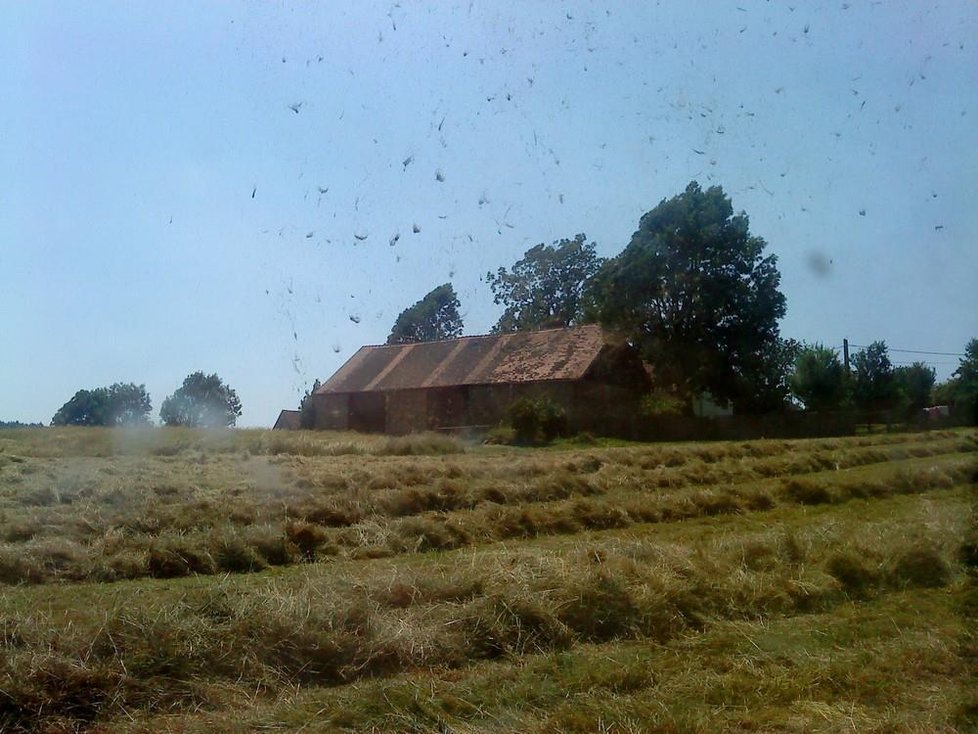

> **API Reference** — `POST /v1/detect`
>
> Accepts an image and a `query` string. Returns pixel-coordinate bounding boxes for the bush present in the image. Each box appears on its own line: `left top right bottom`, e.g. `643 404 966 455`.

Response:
507 397 568 445
640 390 685 417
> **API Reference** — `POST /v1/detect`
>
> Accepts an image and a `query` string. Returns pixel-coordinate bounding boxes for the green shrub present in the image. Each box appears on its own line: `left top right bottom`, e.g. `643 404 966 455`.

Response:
507 397 568 445
640 390 685 417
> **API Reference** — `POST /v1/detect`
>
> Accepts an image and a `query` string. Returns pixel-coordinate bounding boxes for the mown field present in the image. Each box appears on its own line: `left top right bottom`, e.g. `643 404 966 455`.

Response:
0 426 976 733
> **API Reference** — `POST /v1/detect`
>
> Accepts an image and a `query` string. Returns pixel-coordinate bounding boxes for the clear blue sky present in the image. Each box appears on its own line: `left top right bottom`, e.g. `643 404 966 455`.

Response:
2 1 976 426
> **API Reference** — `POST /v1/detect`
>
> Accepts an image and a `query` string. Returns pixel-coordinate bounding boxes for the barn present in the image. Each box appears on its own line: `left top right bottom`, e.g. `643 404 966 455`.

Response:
306 324 650 436
272 409 301 430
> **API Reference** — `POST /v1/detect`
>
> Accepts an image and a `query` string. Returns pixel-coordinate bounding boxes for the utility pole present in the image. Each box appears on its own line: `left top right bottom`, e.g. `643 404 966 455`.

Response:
843 338 850 372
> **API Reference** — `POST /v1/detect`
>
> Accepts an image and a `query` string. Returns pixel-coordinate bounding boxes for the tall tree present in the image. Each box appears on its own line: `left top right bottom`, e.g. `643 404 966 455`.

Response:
851 341 899 412
52 383 151 426
386 283 463 345
790 344 848 411
893 362 936 417
950 338 978 423
585 181 787 412
486 234 603 332
160 372 242 427
52 388 111 426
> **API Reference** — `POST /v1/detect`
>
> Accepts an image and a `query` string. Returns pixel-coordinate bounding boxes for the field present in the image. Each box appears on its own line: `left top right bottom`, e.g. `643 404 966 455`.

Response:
0 426 976 733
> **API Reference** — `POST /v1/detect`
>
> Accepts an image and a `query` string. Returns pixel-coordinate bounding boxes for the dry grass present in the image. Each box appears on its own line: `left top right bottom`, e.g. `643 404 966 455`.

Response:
0 426 975 731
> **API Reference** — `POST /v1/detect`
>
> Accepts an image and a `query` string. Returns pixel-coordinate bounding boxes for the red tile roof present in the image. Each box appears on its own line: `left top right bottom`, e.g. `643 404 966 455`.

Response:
316 325 608 394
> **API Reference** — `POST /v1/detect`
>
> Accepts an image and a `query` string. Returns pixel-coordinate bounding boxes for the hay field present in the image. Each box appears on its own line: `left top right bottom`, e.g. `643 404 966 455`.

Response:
0 426 976 732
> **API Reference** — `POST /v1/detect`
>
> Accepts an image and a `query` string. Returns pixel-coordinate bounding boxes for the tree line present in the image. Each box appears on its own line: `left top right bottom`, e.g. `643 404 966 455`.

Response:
387 181 977 420
49 372 242 428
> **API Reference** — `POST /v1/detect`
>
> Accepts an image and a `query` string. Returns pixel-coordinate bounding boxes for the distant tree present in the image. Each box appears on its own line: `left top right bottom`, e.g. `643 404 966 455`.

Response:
585 181 787 412
299 379 321 429
52 383 151 426
932 378 958 406
790 344 848 412
950 338 978 423
107 383 152 425
160 372 242 427
0 421 44 429
851 341 899 412
386 283 463 345
52 388 111 426
893 362 936 417
486 234 603 333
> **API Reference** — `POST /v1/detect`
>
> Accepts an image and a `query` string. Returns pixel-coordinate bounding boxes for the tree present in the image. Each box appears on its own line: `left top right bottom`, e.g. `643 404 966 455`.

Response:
299 379 321 429
52 388 111 426
893 362 936 417
486 234 603 333
386 283 463 345
851 341 899 412
160 372 242 427
52 383 151 426
950 338 978 423
585 181 787 412
790 344 848 412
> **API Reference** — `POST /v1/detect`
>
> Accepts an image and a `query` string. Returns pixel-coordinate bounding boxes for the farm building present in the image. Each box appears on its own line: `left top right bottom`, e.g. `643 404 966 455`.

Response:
305 324 650 435
272 409 301 430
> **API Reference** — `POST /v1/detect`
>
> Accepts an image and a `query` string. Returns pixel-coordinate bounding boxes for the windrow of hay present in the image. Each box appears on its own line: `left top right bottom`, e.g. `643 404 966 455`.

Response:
0 483 971 731
0 429 974 584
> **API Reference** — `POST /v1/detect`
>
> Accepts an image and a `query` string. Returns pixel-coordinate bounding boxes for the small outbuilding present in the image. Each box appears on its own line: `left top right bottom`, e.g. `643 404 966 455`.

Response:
306 324 650 436
272 409 301 430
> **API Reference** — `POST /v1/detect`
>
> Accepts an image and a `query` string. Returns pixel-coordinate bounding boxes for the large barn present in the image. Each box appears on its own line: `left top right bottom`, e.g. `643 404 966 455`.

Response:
306 324 650 435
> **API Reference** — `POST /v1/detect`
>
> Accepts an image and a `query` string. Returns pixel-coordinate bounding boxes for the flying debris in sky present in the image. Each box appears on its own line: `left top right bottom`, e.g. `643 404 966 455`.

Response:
288 102 303 114
349 314 361 324
389 233 400 247
354 232 369 241
251 186 256 198
435 169 445 182
412 223 421 234
402 155 414 170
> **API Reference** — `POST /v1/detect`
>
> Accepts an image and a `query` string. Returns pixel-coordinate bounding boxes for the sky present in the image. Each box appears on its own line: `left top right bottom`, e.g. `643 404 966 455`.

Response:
2 1 976 427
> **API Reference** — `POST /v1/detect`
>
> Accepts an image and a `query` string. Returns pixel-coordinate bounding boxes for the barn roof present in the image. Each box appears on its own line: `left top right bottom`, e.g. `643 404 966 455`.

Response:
316 324 609 394
273 409 301 430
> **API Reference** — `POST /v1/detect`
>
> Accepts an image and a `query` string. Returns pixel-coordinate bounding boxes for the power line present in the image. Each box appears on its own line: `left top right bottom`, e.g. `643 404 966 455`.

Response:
891 360 958 366
848 344 965 357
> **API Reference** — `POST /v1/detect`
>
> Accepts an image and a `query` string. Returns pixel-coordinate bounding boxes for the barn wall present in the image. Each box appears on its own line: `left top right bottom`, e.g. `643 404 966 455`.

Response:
349 393 386 433
570 382 643 436
311 394 350 431
386 390 427 434
313 378 644 437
